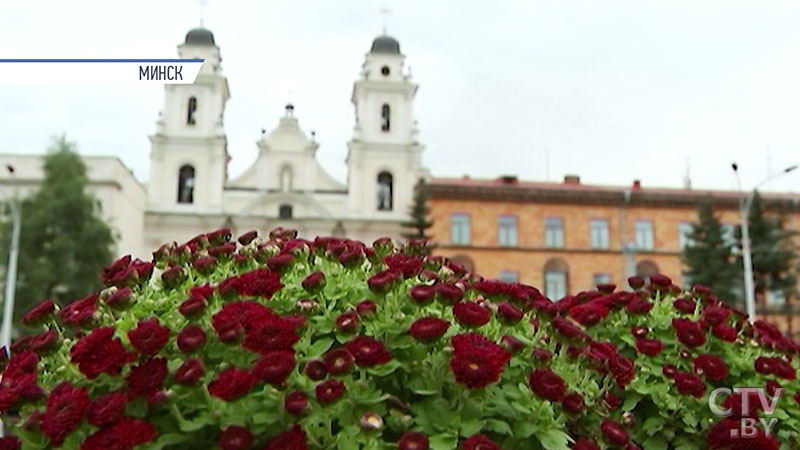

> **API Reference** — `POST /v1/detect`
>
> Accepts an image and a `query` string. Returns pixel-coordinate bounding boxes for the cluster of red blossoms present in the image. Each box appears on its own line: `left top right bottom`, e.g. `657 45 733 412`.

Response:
1 227 799 450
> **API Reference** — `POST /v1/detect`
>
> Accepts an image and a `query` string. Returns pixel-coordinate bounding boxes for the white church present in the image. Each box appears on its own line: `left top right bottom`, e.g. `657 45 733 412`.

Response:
1 27 427 258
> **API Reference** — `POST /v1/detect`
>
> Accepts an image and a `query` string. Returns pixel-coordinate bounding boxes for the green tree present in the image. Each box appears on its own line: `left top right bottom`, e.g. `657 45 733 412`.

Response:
740 192 797 305
401 177 434 240
1 136 115 325
682 199 741 304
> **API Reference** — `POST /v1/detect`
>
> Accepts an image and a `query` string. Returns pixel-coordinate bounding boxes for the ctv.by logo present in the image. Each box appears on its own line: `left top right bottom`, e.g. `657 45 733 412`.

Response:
709 387 783 437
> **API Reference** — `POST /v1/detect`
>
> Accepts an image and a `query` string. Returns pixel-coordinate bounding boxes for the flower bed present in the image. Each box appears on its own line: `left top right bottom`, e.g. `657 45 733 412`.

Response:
1 227 799 449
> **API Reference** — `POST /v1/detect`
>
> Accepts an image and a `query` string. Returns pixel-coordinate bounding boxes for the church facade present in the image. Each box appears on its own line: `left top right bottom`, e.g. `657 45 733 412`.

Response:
1 28 427 259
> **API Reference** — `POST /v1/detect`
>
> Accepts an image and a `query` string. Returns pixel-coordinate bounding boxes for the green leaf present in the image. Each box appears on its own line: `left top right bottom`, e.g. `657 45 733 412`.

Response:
539 429 571 450
485 418 513 436
643 417 666 436
642 436 669 450
429 433 459 450
367 359 402 377
252 410 282 425
307 337 334 357
460 417 483 436
622 393 643 412
148 433 187 450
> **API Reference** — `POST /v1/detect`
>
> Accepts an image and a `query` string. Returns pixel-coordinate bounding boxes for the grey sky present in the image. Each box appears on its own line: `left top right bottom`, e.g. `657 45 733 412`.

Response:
3 0 800 193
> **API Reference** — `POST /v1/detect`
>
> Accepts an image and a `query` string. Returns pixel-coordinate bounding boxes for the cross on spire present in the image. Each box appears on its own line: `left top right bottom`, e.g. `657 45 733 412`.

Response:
379 6 391 34
198 0 208 27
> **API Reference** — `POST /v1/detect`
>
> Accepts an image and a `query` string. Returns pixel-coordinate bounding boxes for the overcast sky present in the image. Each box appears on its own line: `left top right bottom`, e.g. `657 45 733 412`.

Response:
3 0 800 193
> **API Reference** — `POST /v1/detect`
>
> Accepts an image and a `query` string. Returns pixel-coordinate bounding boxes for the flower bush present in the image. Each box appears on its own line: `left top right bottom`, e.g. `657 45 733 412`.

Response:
1 227 800 449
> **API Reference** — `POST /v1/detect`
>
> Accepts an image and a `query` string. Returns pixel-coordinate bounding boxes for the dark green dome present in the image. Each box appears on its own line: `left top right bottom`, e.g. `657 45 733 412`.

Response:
185 28 215 46
370 35 400 54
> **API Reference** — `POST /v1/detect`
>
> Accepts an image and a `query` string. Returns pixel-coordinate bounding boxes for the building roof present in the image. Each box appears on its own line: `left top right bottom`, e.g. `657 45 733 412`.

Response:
370 35 400 54
185 28 215 46
428 176 800 210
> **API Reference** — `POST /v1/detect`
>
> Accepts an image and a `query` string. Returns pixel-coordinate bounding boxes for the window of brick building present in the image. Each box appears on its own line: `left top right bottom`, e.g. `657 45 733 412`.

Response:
498 270 519 283
451 213 471 245
498 215 518 247
678 222 694 249
545 217 564 248
544 258 569 300
592 273 611 288
590 219 609 249
634 220 654 250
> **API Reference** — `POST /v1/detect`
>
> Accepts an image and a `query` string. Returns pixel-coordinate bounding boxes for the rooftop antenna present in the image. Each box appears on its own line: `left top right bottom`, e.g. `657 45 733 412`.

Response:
379 5 391 34
197 0 208 27
683 156 692 189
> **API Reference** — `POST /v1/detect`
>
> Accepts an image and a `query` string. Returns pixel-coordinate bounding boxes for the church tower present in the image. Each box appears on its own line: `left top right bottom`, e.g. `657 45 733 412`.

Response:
148 27 230 211
346 34 425 219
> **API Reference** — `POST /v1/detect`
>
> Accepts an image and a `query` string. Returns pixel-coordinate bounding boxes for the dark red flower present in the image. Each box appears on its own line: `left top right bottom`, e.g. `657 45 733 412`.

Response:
161 266 185 289
701 307 731 328
532 348 552 363
450 333 512 389
236 268 283 298
765 380 782 397
410 317 450 342
127 358 168 398
626 297 654 314
585 341 619 363
253 350 296 385
496 302 523 324
345 336 391 366
435 283 464 303
674 371 706 398
128 318 170 355
500 335 525 354
0 437 20 450
603 391 621 410
648 273 671 288
663 364 678 378
284 390 309 416
242 314 299 354
315 379 345 403
569 302 609 327
208 368 256 401
528 368 566 402
635 338 664 356
219 426 253 450
673 298 696 314
60 294 98 327
385 253 423 277
80 417 157 450
609 356 635 387
335 312 360 333
179 295 206 318
707 417 780 450
552 317 589 341
71 327 134 379
302 271 326 294
601 420 629 446
174 358 205 386
461 435 499 450
177 325 207 353
574 438 600 450
263 425 308 450
562 392 584 414
356 300 377 316
29 330 58 354
627 276 645 289
631 326 648 338
22 299 55 326
192 256 218 275
40 382 91 447
238 230 258 245
86 392 127 426
267 253 294 272
453 301 491 327
105 287 133 309
324 348 355 375
410 285 435 305
368 269 402 293
303 359 327 380
694 354 728 381
398 431 429 450
713 323 738 342
212 301 274 343
673 318 707 348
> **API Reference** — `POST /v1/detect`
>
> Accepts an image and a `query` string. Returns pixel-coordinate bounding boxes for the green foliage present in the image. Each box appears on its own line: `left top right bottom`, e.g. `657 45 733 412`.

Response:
1 136 115 328
401 178 433 241
681 199 741 304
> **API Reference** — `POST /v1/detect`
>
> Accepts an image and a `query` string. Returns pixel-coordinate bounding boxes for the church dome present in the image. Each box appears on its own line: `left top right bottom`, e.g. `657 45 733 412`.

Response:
185 28 215 46
370 35 400 54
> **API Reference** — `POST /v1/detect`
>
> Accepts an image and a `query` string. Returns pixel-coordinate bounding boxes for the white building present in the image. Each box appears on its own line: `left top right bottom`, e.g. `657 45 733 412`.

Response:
2 28 427 258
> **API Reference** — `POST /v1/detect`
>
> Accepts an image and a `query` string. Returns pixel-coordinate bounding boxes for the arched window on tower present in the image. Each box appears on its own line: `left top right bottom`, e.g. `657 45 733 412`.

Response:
177 165 196 204
187 97 197 125
543 258 569 300
280 166 293 192
377 172 393 211
380 103 391 132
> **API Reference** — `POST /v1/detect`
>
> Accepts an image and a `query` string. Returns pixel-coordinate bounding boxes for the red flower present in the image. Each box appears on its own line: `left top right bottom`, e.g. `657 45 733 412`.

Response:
673 318 707 348
303 359 327 380
532 348 552 363
673 298 697 314
284 390 309 416
106 287 133 309
604 391 621 410
160 266 185 289
252 350 296 385
315 379 345 403
267 253 294 272
179 295 206 318
410 285 435 305
552 317 589 341
177 325 207 353
192 256 217 275
627 276 645 289
500 335 525 354
345 336 392 366
453 301 491 327
569 302 609 327
356 300 377 316
80 417 157 450
238 230 258 245
0 437 20 450
609 356 635 387
242 315 299 354
398 432 429 450
461 435 499 450
562 392 584 414
674 371 706 398
86 391 127 426
71 327 134 379
635 338 664 356
434 283 464 303
29 330 58 354
41 382 91 447
128 318 170 355
601 420 629 446
236 268 283 298
335 312 360 333
22 299 55 326
574 438 600 450
127 358 168 398
302 271 326 294
701 307 731 328
219 426 253 450
263 425 308 450
497 302 523 324
626 297 654 314
450 333 511 389
60 294 98 327
174 358 205 386
648 273 671 287
754 357 778 375
712 323 738 342
323 348 355 375
694 354 728 381
385 253 423 277
208 368 256 401
212 301 274 343
368 269 402 293
410 318 450 342
707 417 780 450
528 368 566 402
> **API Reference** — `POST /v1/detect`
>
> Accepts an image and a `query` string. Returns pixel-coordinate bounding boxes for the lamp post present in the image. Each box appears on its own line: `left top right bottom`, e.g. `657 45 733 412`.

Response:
731 163 797 321
0 165 20 438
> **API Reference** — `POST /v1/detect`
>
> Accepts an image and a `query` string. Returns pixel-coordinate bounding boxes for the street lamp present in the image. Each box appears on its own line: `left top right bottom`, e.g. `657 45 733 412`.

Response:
731 162 797 321
0 165 20 438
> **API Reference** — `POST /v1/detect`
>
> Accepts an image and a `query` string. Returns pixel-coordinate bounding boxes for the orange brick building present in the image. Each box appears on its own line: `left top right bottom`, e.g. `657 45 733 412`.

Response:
427 175 800 336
